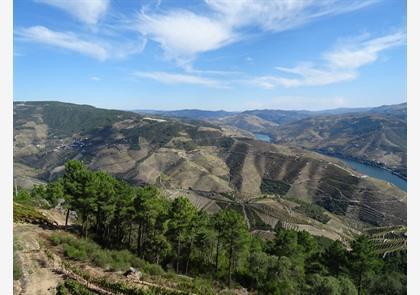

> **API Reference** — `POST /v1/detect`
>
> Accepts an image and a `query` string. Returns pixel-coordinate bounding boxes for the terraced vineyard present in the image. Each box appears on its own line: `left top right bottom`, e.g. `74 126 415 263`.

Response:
14 102 407 243
366 225 407 257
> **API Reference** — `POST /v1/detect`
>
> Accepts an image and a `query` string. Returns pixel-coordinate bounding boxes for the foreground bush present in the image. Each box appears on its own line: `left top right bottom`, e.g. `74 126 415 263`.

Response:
51 232 164 274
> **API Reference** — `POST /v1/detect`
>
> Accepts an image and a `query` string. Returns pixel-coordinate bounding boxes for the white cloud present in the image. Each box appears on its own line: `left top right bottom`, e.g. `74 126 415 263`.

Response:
274 65 357 87
323 31 406 69
205 0 378 31
138 0 377 66
250 31 406 88
16 26 108 60
90 76 100 81
133 71 226 88
138 10 236 67
36 0 110 25
16 26 147 61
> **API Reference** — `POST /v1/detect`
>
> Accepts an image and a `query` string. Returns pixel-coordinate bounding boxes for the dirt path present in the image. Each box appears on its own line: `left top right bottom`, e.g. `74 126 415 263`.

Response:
13 220 189 295
14 224 63 295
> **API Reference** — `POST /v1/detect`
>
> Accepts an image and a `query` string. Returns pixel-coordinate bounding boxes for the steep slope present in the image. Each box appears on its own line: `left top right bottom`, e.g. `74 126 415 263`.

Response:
272 110 407 178
137 104 407 179
14 102 406 235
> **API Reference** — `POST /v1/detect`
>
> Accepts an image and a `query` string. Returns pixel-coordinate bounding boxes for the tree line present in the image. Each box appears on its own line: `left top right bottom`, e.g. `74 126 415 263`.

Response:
15 160 406 294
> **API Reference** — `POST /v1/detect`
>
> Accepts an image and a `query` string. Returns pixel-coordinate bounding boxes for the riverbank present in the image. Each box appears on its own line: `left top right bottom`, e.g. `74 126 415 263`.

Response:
315 150 406 192
253 132 407 191
315 149 406 180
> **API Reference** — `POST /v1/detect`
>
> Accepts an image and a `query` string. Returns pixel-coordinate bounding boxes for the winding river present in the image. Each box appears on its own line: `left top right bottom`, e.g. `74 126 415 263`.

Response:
253 132 407 192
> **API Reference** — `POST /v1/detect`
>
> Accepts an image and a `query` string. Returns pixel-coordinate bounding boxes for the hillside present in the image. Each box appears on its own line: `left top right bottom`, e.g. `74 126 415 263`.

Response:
14 102 406 239
134 104 407 178
272 108 407 178
135 109 238 120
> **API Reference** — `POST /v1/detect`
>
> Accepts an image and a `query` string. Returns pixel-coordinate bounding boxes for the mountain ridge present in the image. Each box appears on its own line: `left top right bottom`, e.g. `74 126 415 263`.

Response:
14 101 406 241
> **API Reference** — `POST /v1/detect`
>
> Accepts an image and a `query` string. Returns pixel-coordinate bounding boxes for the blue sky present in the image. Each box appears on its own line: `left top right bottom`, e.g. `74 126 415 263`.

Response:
14 0 406 111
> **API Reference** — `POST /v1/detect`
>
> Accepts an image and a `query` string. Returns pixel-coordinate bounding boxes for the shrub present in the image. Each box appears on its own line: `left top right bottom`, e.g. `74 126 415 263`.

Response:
309 274 342 295
92 249 113 268
64 279 97 295
13 202 55 226
63 244 88 261
338 276 357 295
13 254 22 281
55 283 69 295
143 263 165 276
192 277 215 295
50 233 152 273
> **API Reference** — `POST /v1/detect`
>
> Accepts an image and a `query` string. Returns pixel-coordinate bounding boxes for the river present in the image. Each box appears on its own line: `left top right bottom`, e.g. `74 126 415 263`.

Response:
253 132 407 192
254 133 272 142
334 157 406 192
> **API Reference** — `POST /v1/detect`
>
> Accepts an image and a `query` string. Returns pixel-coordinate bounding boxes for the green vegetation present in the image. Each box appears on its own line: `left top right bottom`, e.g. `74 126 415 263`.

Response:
295 202 331 224
19 160 406 294
121 121 183 148
50 232 164 273
14 101 137 137
260 178 291 195
13 202 55 226
13 240 23 280
56 279 96 295
172 140 197 151
14 180 64 208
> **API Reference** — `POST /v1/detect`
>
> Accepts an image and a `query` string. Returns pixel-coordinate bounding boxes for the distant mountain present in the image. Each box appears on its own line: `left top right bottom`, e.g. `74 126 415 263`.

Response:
313 107 373 115
14 101 406 237
240 109 312 125
146 103 406 177
134 109 238 120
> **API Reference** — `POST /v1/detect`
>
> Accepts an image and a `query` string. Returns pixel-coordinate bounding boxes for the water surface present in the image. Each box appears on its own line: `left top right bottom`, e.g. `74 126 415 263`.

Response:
254 133 272 142
253 132 407 192
335 157 407 192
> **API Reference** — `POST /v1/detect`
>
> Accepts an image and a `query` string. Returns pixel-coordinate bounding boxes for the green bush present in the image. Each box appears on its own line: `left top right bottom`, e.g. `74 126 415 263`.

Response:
63 279 97 295
192 277 215 295
13 202 55 226
63 244 88 261
143 263 165 276
55 283 69 295
13 254 22 281
310 275 342 295
50 233 154 273
92 249 113 268
338 276 357 295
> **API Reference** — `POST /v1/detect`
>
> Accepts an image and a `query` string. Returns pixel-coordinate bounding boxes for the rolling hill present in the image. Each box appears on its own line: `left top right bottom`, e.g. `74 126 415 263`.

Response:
14 101 406 242
140 103 407 178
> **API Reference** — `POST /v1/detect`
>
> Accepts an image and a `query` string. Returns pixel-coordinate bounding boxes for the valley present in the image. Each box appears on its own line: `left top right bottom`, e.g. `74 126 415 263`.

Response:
14 102 406 239
253 132 407 192
141 103 407 180
13 101 408 294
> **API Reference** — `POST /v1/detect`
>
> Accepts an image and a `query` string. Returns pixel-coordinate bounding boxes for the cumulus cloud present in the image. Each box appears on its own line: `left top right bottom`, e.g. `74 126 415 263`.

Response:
16 26 108 60
133 71 226 88
36 0 110 25
138 10 236 67
138 0 377 66
250 31 406 88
